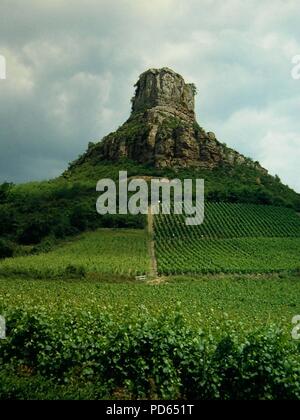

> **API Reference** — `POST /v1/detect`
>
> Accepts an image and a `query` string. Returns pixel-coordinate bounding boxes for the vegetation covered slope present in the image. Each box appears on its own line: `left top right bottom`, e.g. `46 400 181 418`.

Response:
0 229 150 279
1 155 300 255
154 203 300 275
1 67 300 251
0 110 300 252
155 202 300 239
66 111 300 211
0 166 146 255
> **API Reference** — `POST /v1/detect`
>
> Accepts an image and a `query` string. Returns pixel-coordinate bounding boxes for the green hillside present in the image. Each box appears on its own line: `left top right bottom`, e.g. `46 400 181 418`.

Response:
2 201 300 279
0 229 150 279
154 203 300 275
1 158 300 254
1 199 300 399
155 203 300 239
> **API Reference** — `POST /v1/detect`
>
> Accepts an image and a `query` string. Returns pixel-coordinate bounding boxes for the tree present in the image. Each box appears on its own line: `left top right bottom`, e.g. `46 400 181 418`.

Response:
0 239 14 259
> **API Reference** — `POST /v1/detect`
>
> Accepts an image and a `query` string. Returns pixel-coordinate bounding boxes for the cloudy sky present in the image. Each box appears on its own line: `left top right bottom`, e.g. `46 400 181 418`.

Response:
0 0 300 191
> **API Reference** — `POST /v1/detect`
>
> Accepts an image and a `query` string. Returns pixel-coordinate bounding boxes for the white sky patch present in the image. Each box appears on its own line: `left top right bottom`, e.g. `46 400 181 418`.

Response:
50 71 113 135
132 0 182 17
259 131 300 192
0 47 34 93
208 104 300 192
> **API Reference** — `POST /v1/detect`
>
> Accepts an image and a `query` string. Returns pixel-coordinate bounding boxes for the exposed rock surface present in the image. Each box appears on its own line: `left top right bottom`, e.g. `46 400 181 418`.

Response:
131 68 195 117
74 67 267 173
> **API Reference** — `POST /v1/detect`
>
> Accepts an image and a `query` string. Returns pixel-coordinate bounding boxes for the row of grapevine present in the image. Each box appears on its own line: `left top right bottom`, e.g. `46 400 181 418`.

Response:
154 202 300 240
155 237 300 275
0 229 150 278
154 203 300 275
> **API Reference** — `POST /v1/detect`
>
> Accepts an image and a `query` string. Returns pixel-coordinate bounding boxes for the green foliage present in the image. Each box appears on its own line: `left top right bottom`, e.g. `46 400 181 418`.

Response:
0 229 150 279
1 274 299 340
0 175 146 246
18 219 52 245
0 309 299 400
154 203 300 275
0 182 14 203
0 239 14 259
113 115 150 148
156 203 300 239
161 116 184 130
65 264 86 278
1 273 299 399
0 154 299 248
0 367 107 400
69 203 93 232
156 237 300 275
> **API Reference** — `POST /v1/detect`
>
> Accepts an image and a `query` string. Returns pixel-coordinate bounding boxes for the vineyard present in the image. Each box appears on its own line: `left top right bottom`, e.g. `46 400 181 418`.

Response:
1 202 300 399
1 274 300 399
1 274 299 333
1 203 300 278
0 229 150 279
154 203 300 275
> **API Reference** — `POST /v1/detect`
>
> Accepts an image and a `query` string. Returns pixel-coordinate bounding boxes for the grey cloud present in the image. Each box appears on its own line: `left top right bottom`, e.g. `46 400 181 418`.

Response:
0 0 299 191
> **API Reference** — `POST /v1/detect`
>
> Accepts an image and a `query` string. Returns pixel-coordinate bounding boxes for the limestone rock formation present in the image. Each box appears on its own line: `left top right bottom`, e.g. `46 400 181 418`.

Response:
73 67 266 173
131 68 195 117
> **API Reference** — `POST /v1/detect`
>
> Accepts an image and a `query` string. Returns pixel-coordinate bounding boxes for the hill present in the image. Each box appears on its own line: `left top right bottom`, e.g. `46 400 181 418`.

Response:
1 202 300 278
1 67 300 251
67 67 300 210
1 68 300 401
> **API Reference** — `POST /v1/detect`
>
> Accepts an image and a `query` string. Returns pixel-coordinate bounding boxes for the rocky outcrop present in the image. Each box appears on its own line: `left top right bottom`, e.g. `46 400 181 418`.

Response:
74 67 267 173
131 68 195 118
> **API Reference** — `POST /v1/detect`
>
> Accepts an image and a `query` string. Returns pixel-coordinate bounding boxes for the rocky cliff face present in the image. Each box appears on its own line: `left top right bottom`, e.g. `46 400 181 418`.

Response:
131 68 195 117
75 67 266 172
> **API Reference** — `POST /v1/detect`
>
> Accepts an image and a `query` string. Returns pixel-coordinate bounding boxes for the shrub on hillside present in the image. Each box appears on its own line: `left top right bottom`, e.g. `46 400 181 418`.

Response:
18 221 51 245
0 239 14 259
0 182 14 203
